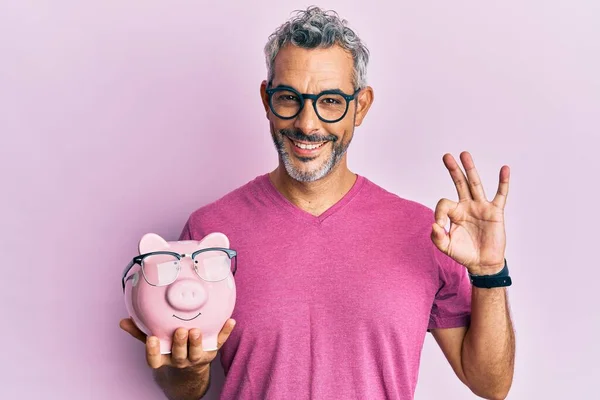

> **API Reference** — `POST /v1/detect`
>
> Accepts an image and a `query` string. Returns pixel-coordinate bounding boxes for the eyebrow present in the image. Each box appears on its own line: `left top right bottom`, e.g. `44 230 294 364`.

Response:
271 83 350 95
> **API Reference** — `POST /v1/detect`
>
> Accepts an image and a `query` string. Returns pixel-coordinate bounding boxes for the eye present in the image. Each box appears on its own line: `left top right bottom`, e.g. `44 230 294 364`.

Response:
321 97 341 104
278 94 299 102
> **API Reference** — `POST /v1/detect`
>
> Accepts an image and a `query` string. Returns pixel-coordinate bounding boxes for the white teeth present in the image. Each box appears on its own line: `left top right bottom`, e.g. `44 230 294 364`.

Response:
293 141 324 150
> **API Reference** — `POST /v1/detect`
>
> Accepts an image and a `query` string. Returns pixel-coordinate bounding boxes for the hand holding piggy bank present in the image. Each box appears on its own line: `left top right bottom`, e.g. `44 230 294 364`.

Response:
122 232 238 354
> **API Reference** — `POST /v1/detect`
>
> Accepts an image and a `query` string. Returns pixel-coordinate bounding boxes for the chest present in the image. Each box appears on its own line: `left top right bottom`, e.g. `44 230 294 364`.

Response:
228 228 439 336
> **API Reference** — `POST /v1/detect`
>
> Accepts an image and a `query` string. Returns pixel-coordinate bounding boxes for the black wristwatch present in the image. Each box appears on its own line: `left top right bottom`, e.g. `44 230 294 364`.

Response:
468 259 512 289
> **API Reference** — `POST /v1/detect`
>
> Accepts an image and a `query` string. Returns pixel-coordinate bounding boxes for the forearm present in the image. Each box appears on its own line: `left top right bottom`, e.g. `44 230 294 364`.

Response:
462 287 515 399
153 363 211 400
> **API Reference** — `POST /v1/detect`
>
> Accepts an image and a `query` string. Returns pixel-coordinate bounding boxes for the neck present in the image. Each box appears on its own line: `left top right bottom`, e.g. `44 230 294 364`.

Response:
268 159 357 217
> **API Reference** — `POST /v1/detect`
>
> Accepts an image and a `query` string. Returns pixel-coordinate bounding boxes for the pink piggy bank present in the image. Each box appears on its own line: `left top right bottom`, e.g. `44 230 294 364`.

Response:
122 232 237 354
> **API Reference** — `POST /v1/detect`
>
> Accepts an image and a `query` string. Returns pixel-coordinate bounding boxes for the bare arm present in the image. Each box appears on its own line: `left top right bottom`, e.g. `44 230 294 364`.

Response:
431 287 515 399
462 286 514 398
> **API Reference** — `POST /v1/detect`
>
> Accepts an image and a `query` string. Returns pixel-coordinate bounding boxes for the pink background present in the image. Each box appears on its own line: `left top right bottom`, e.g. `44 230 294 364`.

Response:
1 1 598 399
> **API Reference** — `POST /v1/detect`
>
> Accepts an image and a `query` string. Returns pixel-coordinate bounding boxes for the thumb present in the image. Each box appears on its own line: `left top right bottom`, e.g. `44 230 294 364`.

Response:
120 318 147 343
431 222 451 253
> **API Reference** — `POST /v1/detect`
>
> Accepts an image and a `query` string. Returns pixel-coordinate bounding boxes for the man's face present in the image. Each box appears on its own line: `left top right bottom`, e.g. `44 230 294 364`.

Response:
260 44 372 182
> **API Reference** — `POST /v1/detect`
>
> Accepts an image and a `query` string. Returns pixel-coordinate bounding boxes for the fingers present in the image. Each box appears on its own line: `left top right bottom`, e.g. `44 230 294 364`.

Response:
216 319 236 350
143 322 237 371
492 165 510 209
187 328 205 363
431 221 451 253
434 198 456 229
443 153 472 201
146 336 165 369
119 318 147 343
121 318 166 369
459 151 487 201
443 151 488 202
171 328 189 367
432 198 455 253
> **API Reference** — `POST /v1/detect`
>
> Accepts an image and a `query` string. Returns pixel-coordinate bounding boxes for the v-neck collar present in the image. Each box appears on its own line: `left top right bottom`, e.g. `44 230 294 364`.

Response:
257 173 366 225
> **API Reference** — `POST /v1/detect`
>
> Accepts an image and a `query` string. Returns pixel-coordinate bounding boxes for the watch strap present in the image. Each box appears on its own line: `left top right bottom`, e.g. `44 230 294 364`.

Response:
468 259 512 288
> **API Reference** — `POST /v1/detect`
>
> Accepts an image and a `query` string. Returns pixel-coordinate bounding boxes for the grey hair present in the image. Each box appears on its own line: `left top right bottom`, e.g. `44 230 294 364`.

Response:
264 6 370 89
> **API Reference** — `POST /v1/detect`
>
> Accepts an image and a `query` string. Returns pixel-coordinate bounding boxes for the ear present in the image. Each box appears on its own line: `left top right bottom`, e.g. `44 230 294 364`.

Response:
354 86 374 127
138 233 169 254
197 232 230 249
260 80 270 115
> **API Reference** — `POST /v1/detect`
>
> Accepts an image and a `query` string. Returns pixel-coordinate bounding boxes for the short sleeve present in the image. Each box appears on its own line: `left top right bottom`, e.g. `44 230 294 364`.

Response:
178 218 192 240
427 245 472 330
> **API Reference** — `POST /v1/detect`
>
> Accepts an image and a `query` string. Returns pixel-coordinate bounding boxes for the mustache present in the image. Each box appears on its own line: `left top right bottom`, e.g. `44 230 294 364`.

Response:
279 129 338 143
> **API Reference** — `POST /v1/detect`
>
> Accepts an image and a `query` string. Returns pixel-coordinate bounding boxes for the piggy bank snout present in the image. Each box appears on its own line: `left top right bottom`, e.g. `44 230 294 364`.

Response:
166 279 208 311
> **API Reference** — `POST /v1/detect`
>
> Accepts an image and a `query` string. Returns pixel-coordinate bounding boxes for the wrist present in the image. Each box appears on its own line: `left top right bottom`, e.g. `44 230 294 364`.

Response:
188 362 211 376
468 262 505 276
155 363 211 400
163 362 210 381
468 259 512 289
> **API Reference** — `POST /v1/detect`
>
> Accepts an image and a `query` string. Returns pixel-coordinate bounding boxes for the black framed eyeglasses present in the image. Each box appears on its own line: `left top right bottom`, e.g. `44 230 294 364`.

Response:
266 84 361 123
121 248 238 291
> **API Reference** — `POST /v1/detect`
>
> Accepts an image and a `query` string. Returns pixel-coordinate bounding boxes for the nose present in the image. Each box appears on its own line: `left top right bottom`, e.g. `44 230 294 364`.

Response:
165 279 207 312
294 100 321 132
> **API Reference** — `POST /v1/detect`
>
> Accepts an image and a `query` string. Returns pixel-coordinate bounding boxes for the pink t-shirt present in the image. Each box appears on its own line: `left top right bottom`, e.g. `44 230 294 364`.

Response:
179 174 472 400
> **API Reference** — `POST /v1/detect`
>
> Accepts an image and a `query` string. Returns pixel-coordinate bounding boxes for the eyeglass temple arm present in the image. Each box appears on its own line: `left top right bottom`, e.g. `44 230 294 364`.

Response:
227 249 238 276
121 259 137 291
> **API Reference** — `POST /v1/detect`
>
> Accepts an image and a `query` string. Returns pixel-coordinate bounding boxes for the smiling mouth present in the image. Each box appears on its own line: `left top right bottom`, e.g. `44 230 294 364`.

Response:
172 312 202 321
290 139 328 150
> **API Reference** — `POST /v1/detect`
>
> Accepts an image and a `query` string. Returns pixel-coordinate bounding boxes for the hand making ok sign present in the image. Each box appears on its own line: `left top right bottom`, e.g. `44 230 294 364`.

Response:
431 151 510 276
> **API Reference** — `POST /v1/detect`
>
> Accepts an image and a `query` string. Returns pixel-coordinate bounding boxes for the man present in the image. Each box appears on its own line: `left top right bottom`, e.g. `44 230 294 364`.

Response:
120 6 515 400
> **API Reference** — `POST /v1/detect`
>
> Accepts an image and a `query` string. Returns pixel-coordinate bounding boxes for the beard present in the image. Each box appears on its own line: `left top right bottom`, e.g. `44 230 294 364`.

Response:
271 126 352 183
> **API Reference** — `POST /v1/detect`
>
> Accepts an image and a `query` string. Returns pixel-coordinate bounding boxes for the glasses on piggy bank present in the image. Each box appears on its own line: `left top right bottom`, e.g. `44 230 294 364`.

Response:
122 248 238 290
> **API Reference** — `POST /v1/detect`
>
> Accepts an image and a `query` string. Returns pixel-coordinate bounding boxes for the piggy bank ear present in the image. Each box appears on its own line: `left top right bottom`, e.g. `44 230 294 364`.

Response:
197 232 230 249
138 233 170 254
